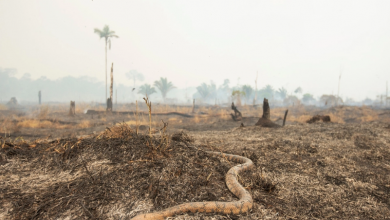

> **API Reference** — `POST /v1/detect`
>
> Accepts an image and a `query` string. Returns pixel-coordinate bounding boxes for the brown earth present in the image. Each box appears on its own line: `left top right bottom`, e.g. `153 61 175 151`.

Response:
1 104 390 219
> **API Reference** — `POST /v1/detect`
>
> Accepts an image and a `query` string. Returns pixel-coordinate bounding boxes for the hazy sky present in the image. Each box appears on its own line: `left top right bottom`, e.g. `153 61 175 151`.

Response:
1 0 390 101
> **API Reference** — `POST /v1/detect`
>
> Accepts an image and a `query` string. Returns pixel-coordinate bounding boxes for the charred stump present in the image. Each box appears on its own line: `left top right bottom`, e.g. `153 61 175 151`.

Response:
230 102 242 121
107 98 113 112
69 101 75 116
255 98 286 128
262 98 270 120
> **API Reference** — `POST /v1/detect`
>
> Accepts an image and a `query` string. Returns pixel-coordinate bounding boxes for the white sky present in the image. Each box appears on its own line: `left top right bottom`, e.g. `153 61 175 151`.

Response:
1 0 390 101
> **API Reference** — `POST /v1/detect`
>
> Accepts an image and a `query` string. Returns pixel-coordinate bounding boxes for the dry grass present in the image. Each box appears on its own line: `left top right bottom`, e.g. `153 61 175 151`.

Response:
1 118 95 133
151 104 193 114
323 106 379 123
0 104 8 110
37 105 50 119
326 112 346 123
0 119 21 135
75 102 97 114
252 105 381 124
16 120 70 129
167 117 183 125
125 118 159 129
77 120 92 129
289 114 315 123
192 116 201 124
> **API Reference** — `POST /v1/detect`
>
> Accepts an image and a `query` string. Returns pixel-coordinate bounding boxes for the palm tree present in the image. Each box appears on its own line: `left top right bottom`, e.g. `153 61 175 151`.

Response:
264 85 274 95
221 79 230 91
302 93 315 103
154 77 176 101
94 25 119 100
276 87 288 99
232 90 245 106
208 81 217 99
125 70 144 88
294 87 303 95
257 85 274 100
196 82 217 102
196 83 211 100
138 84 157 96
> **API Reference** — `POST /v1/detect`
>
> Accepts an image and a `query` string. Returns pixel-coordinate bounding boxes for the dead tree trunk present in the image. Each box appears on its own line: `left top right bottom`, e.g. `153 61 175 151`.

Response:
69 101 75 116
106 98 112 112
230 102 242 121
107 63 114 112
110 63 113 106
283 110 288 126
255 98 281 127
192 99 195 113
262 98 270 120
38 90 41 105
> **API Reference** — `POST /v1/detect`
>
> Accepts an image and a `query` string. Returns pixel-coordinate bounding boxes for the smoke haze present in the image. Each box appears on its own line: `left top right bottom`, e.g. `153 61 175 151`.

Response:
1 0 390 104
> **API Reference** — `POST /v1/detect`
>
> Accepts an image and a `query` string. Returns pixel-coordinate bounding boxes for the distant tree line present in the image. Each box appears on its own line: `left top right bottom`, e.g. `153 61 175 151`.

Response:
0 68 179 104
0 68 105 103
2 66 357 106
136 77 176 101
191 80 327 106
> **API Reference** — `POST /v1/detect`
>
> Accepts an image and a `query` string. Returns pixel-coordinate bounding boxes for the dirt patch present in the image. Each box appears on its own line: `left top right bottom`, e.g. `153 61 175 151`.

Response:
306 115 331 123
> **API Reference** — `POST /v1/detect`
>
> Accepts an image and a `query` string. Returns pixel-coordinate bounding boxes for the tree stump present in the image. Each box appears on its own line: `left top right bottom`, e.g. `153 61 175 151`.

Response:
69 101 75 116
230 102 242 121
38 90 41 105
262 98 270 120
255 98 282 128
107 98 113 112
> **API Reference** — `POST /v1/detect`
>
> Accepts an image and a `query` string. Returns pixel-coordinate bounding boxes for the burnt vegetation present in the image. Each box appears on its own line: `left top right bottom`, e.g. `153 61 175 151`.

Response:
1 104 390 219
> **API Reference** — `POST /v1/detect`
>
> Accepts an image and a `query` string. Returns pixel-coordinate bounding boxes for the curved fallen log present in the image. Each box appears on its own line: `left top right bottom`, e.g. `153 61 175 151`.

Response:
131 151 254 220
86 110 195 117
86 110 229 118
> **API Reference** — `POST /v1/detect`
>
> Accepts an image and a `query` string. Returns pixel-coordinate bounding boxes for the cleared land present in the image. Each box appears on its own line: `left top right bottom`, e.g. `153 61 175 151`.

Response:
1 104 390 219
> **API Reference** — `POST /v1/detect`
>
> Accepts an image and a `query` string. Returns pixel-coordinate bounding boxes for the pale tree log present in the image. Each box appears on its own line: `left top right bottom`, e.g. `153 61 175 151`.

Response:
107 63 114 112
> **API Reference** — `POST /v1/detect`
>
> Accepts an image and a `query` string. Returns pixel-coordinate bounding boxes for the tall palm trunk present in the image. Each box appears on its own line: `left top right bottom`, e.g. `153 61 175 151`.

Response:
105 38 107 101
110 63 113 102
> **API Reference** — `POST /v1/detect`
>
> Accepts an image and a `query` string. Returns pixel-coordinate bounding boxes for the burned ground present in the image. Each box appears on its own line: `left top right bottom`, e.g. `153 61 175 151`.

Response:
0 124 255 219
1 105 390 219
